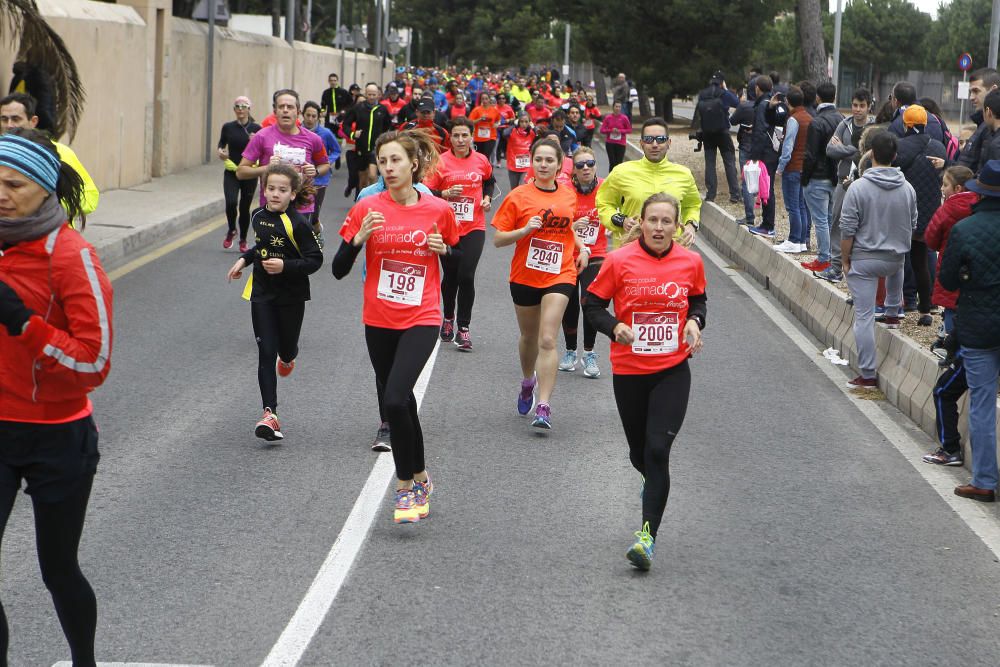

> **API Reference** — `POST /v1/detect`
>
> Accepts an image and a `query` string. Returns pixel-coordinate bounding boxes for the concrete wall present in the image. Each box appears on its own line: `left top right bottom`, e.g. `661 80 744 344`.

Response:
1 0 392 190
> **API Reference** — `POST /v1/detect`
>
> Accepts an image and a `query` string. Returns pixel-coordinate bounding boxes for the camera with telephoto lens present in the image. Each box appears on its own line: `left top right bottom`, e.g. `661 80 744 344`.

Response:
688 131 703 152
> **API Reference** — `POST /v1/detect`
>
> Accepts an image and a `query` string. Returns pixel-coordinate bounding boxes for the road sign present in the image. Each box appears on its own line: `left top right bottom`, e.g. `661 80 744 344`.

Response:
959 52 973 71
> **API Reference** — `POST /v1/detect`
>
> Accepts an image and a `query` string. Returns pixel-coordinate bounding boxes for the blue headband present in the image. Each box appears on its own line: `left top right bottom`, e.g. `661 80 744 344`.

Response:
0 134 60 193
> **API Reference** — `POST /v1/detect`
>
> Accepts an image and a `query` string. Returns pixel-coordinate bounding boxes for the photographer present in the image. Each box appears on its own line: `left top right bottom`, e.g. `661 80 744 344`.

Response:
691 71 740 203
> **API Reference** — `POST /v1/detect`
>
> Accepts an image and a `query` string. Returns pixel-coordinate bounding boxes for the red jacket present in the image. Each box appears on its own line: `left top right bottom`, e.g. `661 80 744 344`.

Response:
925 190 977 310
0 225 113 423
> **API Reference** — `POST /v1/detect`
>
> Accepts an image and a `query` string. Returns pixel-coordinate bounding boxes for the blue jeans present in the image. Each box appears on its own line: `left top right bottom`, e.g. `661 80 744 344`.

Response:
739 147 755 222
781 171 809 244
804 179 835 262
961 346 1000 490
943 308 956 334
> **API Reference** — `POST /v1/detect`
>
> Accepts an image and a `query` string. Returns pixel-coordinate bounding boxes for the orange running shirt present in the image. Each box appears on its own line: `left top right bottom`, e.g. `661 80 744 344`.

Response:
340 191 460 329
468 107 502 142
587 240 707 375
491 182 578 288
422 150 493 236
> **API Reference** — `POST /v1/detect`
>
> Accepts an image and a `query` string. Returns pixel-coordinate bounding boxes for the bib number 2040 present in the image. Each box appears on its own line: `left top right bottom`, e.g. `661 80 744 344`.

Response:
525 238 563 274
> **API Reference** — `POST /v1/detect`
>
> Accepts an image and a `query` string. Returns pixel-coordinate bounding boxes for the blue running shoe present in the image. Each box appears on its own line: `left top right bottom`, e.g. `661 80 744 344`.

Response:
626 522 654 571
517 376 536 416
532 402 552 430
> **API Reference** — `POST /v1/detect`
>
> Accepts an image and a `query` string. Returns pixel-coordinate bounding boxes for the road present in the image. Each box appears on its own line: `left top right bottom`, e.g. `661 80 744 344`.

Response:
8 144 1000 666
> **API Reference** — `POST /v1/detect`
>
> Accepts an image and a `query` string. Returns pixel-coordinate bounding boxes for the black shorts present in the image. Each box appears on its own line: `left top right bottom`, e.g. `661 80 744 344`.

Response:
0 416 100 503
356 151 377 168
509 282 575 307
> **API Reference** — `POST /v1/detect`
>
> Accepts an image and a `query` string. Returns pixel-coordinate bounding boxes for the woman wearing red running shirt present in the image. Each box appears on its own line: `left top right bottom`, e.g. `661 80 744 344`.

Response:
468 93 502 161
449 92 469 119
423 117 495 351
492 137 586 431
506 112 536 190
584 192 706 572
495 93 516 166
333 130 460 525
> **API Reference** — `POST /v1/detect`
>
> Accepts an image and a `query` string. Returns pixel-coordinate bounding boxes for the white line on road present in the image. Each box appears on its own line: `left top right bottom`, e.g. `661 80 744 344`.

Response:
259 340 443 667
695 237 1000 560
53 663 213 667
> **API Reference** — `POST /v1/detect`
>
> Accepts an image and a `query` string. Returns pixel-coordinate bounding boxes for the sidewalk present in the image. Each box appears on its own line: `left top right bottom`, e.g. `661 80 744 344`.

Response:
84 162 226 270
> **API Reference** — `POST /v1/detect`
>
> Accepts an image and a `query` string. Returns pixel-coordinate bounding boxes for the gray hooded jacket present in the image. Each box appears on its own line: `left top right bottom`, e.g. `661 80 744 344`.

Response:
839 166 917 261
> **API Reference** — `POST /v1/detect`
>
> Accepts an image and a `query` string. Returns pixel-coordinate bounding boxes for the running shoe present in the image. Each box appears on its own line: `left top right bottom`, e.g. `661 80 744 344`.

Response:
455 328 473 352
239 239 249 254
922 448 964 466
846 375 877 389
532 403 552 430
413 473 433 519
315 224 325 249
517 376 536 416
254 408 283 441
223 229 236 249
372 422 391 452
748 226 776 238
800 259 831 272
393 488 420 524
626 522 654 571
917 314 934 326
882 316 902 329
874 306 888 321
772 240 802 253
277 358 295 377
558 350 578 372
814 266 843 283
583 351 601 378
440 318 455 343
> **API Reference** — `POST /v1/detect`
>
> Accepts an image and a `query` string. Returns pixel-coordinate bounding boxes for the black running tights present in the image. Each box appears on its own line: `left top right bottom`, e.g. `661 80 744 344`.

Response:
0 476 97 666
441 230 486 329
562 260 601 351
365 325 438 480
251 301 305 411
612 360 691 538
224 170 257 240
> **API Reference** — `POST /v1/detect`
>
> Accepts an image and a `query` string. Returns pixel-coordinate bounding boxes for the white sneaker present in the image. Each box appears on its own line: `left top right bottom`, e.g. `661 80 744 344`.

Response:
558 350 578 372
773 240 800 253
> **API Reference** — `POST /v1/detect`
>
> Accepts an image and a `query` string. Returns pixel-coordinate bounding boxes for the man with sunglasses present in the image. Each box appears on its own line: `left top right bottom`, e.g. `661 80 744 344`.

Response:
596 118 702 249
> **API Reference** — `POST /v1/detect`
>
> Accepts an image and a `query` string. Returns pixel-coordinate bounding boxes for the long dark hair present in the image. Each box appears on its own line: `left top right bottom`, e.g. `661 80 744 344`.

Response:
5 126 86 226
263 164 316 210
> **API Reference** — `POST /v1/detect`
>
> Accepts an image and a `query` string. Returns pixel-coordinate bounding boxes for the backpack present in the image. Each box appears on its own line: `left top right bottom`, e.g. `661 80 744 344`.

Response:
943 126 960 161
697 89 728 133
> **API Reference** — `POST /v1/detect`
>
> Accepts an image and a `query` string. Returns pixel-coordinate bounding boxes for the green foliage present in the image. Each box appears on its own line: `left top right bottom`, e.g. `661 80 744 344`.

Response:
924 0 994 71
838 0 932 72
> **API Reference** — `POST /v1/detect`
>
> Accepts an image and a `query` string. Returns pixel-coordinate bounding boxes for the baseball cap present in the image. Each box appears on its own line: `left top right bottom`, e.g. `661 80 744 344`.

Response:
417 98 434 113
903 105 928 129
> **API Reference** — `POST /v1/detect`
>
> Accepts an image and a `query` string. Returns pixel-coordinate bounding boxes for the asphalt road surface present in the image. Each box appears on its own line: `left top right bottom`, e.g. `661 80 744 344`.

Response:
8 144 1000 666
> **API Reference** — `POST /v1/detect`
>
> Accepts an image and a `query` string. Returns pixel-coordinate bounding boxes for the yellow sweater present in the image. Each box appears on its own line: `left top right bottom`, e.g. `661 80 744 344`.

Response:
55 142 99 220
596 156 701 249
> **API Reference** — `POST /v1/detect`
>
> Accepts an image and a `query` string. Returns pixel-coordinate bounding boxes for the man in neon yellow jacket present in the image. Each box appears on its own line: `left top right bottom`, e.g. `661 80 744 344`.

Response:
0 92 99 222
596 117 701 249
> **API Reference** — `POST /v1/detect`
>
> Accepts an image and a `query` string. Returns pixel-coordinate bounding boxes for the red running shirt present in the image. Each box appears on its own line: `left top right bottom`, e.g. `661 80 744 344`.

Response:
491 183 578 288
506 128 536 172
340 191 460 329
587 241 706 375
572 177 608 260
422 150 493 236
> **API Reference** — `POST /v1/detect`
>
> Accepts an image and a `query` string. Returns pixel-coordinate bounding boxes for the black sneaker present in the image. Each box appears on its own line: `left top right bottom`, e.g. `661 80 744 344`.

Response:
923 448 963 466
371 422 391 452
917 314 934 326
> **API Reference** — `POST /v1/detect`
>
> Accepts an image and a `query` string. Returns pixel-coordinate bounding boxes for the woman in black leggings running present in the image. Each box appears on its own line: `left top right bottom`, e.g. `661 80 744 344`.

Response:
218 96 262 252
227 164 323 442
584 192 707 571
0 128 112 666
333 129 460 524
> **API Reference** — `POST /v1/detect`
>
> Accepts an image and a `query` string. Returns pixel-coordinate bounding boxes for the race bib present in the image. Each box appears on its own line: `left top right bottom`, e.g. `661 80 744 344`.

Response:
377 259 426 306
578 220 601 246
449 196 475 223
272 142 307 166
631 312 679 355
515 154 530 169
610 129 622 141
526 238 563 274
477 126 491 139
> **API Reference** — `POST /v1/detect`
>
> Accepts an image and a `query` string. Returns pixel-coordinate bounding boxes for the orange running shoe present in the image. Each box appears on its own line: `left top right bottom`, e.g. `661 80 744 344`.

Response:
277 359 295 377
254 408 283 441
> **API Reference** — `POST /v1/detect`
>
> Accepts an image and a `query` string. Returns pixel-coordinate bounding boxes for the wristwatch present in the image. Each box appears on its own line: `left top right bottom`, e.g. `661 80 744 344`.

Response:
611 212 627 228
685 220 700 232
687 314 704 329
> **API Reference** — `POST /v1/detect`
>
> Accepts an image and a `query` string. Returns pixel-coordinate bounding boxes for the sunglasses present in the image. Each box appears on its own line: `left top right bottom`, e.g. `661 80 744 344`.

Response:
641 135 669 145
234 104 251 109
574 159 596 169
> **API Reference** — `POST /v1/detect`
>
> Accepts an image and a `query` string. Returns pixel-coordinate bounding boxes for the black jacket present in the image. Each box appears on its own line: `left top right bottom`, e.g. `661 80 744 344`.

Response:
894 132 946 234
889 107 944 143
958 110 987 173
730 100 756 153
749 93 779 164
320 86 354 128
241 207 323 304
802 104 844 185
939 197 1000 349
344 101 390 155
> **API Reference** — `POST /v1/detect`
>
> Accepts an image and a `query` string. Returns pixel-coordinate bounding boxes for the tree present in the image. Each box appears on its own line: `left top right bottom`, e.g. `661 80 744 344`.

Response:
839 0 932 90
924 0 993 71
797 0 827 82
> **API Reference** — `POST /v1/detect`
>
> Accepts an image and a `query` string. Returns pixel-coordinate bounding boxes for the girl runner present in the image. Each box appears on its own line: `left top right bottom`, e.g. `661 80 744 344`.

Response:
584 192 706 571
495 93 516 166
218 96 261 252
506 112 535 190
599 101 631 171
468 92 502 161
423 117 495 351
227 164 323 442
333 130 460 524
492 137 586 430
558 146 607 378
449 92 469 119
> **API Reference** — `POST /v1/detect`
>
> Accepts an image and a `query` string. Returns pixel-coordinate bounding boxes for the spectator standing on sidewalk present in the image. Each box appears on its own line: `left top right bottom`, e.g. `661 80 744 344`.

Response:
888 81 944 143
612 73 629 114
938 160 1000 503
958 68 1000 174
730 87 757 226
746 76 780 238
773 86 812 253
815 88 874 282
800 82 844 273
692 71 741 204
839 130 917 388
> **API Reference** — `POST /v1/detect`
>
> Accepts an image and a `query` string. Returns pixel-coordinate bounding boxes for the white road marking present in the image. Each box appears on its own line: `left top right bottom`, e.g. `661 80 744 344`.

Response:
259 340 443 667
53 663 213 667
695 237 1000 559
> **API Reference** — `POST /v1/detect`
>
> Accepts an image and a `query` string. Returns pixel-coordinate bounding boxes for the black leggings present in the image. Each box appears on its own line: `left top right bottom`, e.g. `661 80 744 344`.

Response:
345 151 360 197
224 170 257 240
497 127 510 159
562 259 602 351
474 140 496 160
934 355 967 454
310 186 327 228
251 301 306 411
365 326 438 480
606 143 626 171
908 237 932 314
508 170 525 191
613 360 691 538
441 230 486 328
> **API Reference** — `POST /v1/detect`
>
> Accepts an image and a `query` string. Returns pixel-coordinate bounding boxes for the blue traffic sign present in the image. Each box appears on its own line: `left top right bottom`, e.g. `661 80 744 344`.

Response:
959 53 973 71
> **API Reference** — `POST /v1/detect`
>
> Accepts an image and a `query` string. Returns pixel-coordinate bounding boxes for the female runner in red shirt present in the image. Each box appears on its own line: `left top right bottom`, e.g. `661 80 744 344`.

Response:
505 112 535 191
584 192 706 571
333 129 460 524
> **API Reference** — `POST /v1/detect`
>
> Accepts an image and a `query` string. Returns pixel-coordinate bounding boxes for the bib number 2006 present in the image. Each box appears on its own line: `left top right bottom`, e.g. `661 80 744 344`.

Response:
631 312 679 355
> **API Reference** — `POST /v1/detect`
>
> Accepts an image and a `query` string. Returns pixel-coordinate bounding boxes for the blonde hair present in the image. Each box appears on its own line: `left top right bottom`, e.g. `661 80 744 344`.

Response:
374 129 441 183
